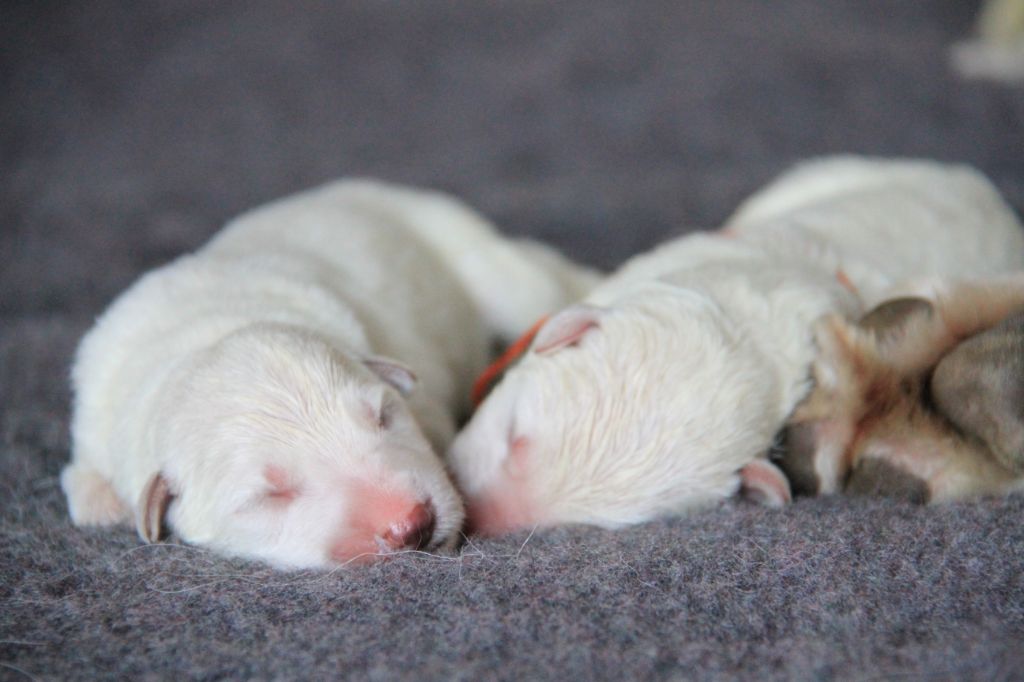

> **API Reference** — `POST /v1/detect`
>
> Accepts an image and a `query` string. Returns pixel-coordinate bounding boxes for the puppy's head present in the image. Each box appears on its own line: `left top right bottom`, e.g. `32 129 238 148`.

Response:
783 300 1024 503
449 289 790 535
139 324 464 569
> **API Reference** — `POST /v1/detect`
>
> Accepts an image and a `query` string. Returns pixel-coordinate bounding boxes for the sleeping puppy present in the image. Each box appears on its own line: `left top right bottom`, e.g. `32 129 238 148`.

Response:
784 279 1024 502
62 180 598 568
449 157 1024 535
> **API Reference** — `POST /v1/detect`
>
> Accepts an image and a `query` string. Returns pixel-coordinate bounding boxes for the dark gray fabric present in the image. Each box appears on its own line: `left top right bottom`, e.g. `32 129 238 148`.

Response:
3 1 1023 679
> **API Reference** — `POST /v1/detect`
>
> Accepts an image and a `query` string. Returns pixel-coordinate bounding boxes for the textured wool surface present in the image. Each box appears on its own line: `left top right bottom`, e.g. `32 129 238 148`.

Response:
3 1 1024 680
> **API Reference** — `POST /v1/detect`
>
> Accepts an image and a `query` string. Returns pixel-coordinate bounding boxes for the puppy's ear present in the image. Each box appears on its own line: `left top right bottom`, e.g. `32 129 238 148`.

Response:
858 297 934 340
739 459 792 507
533 304 604 355
364 357 418 395
136 472 174 543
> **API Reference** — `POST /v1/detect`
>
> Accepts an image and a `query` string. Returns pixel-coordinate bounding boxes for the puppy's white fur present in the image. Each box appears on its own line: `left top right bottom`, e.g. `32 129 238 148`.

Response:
63 179 598 568
450 157 1024 533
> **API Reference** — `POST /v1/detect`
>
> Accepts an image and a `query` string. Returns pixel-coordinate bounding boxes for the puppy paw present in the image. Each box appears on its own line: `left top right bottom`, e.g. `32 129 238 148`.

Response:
739 459 792 507
61 464 129 526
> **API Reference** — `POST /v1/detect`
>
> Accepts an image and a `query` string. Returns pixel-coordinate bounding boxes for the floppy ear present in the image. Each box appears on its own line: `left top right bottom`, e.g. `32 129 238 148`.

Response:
136 472 174 543
533 304 604 355
858 297 938 365
739 459 792 507
364 357 418 395
859 297 934 338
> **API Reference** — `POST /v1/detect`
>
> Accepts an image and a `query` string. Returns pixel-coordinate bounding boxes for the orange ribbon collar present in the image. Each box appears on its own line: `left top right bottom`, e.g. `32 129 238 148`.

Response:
471 315 549 408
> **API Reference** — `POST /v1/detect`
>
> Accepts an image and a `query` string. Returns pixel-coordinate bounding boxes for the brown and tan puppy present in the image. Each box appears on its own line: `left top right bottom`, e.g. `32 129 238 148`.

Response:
782 274 1024 503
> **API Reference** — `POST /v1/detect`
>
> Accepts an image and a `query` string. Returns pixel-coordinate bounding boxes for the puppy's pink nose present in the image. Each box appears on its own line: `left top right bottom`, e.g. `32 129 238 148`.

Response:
380 501 436 550
328 484 441 564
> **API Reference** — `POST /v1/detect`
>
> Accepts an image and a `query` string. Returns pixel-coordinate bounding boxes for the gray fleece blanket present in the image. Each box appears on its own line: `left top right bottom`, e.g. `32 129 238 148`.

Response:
3 1 1024 679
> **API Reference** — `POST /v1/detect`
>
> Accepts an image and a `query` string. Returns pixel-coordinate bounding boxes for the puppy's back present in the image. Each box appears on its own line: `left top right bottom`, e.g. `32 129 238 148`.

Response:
726 157 1024 303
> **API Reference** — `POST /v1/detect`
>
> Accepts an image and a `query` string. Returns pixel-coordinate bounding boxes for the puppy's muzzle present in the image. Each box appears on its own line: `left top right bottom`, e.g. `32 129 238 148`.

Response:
380 500 436 551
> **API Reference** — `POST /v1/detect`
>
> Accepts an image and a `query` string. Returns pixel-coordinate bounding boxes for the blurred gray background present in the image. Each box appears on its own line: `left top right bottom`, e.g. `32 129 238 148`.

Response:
5 1 1022 316
3 1 1023 680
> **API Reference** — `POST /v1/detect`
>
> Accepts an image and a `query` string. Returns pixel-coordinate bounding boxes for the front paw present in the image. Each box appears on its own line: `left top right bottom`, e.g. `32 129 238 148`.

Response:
61 464 129 526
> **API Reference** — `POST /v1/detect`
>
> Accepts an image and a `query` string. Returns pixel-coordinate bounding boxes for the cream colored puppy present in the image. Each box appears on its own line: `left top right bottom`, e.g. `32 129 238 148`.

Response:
63 180 598 568
450 157 1024 534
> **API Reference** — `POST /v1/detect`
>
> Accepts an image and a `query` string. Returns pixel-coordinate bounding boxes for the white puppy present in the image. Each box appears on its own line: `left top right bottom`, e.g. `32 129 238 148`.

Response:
62 180 598 568
450 157 1024 534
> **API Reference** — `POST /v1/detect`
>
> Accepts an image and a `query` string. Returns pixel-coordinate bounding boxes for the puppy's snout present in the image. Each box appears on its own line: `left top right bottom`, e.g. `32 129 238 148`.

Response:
380 501 436 550
328 485 441 564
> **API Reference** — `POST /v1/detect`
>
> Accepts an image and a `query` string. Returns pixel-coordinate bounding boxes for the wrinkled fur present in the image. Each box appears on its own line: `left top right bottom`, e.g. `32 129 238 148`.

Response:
63 180 598 568
450 157 1024 534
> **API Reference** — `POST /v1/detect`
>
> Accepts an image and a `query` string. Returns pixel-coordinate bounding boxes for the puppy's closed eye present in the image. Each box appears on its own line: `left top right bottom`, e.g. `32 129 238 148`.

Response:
377 398 396 430
261 464 300 505
503 434 531 479
361 390 395 431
